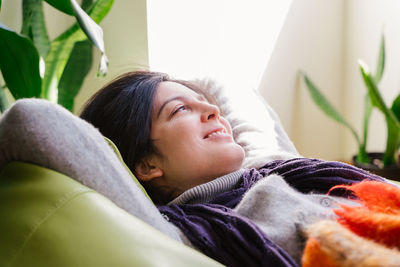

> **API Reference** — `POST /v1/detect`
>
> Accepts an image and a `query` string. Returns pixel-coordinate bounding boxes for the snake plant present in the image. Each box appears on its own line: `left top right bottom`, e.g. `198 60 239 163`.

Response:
302 34 400 167
0 0 114 112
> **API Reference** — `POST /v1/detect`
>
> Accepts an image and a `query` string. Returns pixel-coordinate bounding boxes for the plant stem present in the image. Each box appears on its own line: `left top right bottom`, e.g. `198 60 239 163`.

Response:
0 82 10 112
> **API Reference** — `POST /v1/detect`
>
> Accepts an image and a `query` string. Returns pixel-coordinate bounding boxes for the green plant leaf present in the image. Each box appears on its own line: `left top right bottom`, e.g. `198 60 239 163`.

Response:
374 33 385 83
0 23 42 99
391 93 400 122
44 0 74 15
359 60 400 166
58 40 92 111
21 0 33 35
384 119 400 166
57 0 94 111
355 34 385 164
359 60 397 120
21 0 50 58
362 94 373 144
81 0 93 11
70 0 109 76
303 73 361 146
42 0 113 101
357 93 373 164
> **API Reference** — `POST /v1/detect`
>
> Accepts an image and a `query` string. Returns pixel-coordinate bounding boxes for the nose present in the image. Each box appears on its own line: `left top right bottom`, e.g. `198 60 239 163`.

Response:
200 103 220 122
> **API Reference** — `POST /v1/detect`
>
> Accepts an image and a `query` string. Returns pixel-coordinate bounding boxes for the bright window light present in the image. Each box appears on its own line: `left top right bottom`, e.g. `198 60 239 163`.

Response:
146 0 293 93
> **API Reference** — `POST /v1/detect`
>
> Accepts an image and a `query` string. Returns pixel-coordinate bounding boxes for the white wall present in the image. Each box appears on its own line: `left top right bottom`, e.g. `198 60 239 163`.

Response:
258 0 346 160
146 0 292 95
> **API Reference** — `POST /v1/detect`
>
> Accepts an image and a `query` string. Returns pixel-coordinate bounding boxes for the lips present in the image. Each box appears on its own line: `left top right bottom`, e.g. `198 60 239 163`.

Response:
204 128 227 139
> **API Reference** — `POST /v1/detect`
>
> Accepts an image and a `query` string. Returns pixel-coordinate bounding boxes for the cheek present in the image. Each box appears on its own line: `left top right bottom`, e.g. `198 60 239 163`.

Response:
154 119 201 155
167 118 199 140
172 124 202 154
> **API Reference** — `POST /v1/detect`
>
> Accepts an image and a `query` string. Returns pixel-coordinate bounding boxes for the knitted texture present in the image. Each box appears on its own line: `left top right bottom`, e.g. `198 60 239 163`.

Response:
169 169 245 205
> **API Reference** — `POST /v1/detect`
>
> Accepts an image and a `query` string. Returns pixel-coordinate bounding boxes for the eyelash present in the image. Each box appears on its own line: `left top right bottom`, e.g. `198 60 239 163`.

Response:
172 105 187 116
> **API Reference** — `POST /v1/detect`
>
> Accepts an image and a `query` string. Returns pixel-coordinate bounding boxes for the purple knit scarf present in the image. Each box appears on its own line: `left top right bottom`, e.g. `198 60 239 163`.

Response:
158 158 384 267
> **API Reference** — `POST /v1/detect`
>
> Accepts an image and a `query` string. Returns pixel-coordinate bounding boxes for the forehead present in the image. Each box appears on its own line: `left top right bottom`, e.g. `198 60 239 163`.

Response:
155 81 200 101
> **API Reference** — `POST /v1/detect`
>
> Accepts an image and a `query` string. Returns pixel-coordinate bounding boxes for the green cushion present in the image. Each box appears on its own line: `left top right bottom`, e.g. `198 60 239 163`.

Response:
104 137 152 201
0 162 222 267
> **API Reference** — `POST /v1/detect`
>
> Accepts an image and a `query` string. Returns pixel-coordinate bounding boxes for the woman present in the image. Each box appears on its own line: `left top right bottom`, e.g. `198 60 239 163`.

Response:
81 71 385 266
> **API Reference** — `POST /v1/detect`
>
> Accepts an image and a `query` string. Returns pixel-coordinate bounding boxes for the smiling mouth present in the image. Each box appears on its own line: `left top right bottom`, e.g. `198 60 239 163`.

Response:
204 129 229 139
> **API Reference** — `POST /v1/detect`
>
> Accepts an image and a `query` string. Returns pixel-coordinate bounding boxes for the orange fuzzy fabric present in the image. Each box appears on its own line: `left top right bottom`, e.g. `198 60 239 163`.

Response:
331 181 400 249
302 220 400 267
330 181 400 214
301 237 338 267
302 181 400 266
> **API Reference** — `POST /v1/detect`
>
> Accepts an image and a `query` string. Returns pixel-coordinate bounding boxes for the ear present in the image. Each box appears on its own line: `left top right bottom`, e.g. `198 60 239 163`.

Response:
134 158 164 182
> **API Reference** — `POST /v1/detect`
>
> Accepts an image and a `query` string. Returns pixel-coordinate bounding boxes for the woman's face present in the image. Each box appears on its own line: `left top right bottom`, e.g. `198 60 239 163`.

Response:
149 81 245 196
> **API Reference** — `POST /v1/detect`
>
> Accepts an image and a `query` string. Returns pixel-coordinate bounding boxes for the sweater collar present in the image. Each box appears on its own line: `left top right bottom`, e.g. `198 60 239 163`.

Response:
168 169 246 205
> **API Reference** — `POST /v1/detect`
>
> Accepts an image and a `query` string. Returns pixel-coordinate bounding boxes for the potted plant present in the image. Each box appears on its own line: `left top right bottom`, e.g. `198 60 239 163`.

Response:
301 34 400 181
0 0 114 112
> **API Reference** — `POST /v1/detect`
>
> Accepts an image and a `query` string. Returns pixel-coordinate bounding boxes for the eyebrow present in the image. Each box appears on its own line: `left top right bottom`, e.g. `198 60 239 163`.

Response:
156 94 207 118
